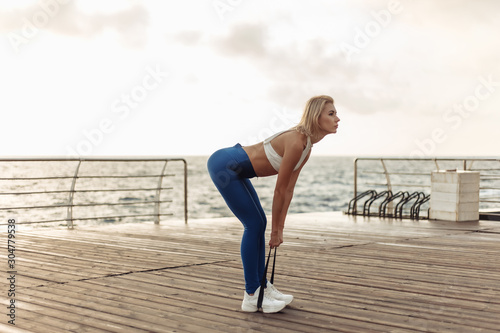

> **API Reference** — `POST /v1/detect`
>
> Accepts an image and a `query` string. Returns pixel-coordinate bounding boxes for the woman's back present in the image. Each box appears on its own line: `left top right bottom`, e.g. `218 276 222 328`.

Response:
242 130 310 177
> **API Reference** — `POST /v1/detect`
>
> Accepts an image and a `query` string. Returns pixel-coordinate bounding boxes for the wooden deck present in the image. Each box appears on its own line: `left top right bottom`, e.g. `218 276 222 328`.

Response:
2 212 500 333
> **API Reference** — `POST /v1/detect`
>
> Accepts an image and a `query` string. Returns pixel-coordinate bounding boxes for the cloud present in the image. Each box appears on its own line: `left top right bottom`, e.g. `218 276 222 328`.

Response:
209 21 412 115
173 30 203 46
203 1 500 116
214 23 267 58
0 1 149 48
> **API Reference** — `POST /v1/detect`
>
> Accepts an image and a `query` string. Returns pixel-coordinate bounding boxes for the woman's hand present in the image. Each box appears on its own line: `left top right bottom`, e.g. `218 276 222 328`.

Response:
269 230 283 248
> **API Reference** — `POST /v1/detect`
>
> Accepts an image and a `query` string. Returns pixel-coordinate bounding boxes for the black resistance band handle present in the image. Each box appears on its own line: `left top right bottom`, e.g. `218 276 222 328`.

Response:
257 247 277 309
270 247 277 284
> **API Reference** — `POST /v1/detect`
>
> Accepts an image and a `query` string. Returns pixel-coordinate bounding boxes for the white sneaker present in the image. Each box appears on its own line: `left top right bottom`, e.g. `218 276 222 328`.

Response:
265 282 293 305
241 286 286 313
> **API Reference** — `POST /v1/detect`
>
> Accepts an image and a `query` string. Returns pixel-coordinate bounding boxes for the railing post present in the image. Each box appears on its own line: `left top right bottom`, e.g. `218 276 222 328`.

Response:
353 158 358 214
183 159 188 224
67 160 82 229
380 159 392 193
380 159 393 213
433 158 440 171
154 161 169 224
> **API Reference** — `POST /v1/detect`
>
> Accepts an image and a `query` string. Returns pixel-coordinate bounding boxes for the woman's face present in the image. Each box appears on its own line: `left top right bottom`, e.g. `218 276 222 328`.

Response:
318 102 340 135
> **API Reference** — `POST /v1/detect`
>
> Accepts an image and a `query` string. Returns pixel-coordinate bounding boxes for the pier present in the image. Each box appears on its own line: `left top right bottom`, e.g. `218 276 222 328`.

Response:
2 212 500 332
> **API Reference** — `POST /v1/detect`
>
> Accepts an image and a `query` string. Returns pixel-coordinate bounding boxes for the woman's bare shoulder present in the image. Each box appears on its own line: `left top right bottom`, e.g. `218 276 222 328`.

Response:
282 130 308 148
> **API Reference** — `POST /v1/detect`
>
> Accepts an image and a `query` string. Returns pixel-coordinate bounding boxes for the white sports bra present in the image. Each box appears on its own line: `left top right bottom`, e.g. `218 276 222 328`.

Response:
263 130 312 172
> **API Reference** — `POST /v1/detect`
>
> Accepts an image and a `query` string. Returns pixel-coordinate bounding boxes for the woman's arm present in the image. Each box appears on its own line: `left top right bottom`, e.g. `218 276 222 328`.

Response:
269 140 311 248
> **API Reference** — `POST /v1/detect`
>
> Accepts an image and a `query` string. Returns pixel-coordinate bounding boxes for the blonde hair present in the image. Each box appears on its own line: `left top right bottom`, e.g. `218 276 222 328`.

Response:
294 95 334 137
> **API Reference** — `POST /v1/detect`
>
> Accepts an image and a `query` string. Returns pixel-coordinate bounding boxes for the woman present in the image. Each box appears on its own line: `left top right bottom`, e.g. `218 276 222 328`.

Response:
207 95 340 313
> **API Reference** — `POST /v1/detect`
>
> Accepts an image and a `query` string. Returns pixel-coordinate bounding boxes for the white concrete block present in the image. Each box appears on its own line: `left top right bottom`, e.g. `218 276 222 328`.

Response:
429 210 479 222
430 191 479 203
431 182 480 194
429 200 479 213
430 170 480 222
431 170 480 184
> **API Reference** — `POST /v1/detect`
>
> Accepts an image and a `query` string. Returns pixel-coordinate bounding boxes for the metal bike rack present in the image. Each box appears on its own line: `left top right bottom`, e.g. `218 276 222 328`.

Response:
365 190 391 216
347 157 500 221
347 189 431 220
347 190 376 215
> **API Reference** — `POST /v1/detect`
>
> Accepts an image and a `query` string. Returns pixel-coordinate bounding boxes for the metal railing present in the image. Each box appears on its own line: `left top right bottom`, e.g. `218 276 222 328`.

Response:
349 157 500 219
0 157 188 228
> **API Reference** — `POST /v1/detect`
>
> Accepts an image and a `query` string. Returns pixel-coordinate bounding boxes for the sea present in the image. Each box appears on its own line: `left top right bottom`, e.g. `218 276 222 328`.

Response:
192 155 355 219
1 156 499 229
179 155 500 220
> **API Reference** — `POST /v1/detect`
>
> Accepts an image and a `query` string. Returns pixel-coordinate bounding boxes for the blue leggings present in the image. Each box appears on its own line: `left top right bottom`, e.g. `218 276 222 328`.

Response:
207 144 266 294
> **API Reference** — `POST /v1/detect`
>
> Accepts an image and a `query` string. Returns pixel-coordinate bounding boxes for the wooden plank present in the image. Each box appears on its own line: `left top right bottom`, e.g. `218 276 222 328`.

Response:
12 307 113 333
17 289 225 333
0 322 35 333
14 297 148 332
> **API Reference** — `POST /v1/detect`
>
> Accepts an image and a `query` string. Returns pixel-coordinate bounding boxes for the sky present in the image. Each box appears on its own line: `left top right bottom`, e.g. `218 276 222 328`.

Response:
1 0 499 157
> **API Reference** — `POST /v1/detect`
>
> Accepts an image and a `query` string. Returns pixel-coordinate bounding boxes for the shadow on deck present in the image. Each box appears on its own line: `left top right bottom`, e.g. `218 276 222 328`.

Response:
3 212 500 332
